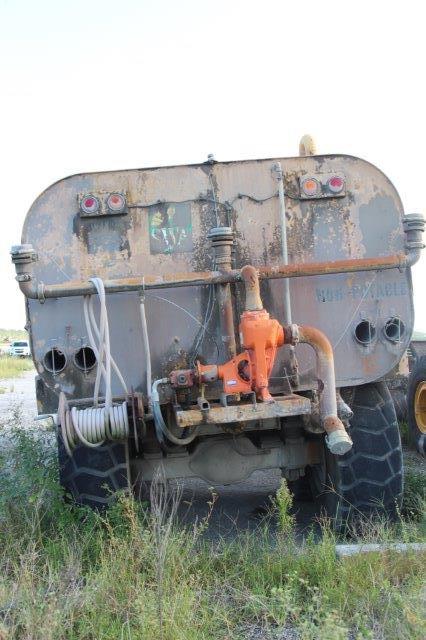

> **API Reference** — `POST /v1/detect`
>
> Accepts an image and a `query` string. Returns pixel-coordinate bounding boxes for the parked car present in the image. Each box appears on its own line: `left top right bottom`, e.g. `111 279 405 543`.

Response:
8 340 31 357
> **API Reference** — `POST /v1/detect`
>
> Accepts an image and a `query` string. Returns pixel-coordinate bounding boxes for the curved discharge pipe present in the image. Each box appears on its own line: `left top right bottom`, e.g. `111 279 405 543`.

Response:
294 325 353 455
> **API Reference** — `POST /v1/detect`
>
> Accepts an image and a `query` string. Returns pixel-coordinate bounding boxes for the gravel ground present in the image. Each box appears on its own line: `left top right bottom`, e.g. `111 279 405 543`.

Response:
0 369 38 423
403 448 426 476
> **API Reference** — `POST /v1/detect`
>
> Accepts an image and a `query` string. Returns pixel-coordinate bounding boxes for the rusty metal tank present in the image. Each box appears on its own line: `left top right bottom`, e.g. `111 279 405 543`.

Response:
16 154 422 395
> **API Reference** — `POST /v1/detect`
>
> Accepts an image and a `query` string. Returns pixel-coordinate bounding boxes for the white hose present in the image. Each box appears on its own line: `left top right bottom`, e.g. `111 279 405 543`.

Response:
83 278 128 403
67 403 129 449
61 277 129 454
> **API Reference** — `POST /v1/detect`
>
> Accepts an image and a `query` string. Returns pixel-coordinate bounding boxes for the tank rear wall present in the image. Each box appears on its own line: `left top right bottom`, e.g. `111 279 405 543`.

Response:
22 154 413 400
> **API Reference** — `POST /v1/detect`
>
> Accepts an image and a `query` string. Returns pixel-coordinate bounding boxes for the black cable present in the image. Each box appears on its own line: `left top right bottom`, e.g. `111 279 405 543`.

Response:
128 189 301 212
128 197 232 210
230 190 301 205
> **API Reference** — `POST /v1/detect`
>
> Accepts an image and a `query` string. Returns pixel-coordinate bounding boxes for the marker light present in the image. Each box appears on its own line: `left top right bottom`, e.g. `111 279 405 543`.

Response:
107 193 126 212
81 195 99 214
301 177 320 197
328 176 344 194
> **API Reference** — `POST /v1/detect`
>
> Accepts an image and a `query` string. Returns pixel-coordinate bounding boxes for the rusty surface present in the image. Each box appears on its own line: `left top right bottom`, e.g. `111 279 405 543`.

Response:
298 325 334 360
175 394 311 428
241 264 263 311
297 324 344 434
18 153 415 401
258 253 406 279
323 415 346 434
209 227 237 360
17 253 407 299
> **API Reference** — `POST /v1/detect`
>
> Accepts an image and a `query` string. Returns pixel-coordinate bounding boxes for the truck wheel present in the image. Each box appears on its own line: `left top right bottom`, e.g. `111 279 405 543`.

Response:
308 382 403 527
407 355 426 455
57 430 130 509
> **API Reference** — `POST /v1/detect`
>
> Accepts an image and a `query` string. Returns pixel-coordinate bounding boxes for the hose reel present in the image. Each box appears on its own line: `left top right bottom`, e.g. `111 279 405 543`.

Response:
59 392 129 457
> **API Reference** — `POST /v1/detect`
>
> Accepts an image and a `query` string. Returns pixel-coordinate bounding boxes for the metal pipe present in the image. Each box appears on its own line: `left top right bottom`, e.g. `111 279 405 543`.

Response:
295 325 353 455
274 162 299 385
274 162 292 325
241 265 263 311
11 250 410 301
208 227 237 359
139 291 152 404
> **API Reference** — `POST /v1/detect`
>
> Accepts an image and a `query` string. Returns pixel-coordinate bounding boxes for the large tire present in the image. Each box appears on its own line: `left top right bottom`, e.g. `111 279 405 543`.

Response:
308 382 403 527
57 430 130 509
407 355 426 455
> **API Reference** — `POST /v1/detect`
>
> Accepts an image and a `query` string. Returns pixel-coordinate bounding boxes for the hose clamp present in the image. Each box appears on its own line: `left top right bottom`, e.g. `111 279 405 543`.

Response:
285 323 300 346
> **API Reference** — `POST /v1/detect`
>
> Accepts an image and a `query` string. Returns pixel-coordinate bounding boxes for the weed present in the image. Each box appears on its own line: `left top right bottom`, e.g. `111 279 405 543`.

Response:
274 478 295 536
0 355 33 380
399 420 410 446
402 469 426 525
0 417 424 639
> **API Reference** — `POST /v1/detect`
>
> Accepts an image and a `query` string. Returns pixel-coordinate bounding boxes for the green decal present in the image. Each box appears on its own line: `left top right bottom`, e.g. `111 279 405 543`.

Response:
149 203 193 254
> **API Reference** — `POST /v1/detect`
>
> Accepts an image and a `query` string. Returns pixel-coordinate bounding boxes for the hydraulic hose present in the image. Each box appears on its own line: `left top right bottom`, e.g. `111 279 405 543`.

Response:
151 378 200 446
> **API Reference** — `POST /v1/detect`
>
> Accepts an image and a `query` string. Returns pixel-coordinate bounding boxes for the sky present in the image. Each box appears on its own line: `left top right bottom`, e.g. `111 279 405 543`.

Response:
0 0 425 330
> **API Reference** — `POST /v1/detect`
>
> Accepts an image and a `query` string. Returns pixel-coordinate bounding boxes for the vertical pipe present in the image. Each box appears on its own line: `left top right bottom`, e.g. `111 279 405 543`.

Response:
274 162 292 325
139 290 152 406
274 162 298 386
208 227 237 360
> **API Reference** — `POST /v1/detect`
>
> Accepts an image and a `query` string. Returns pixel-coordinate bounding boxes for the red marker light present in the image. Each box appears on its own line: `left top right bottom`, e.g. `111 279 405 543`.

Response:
328 176 344 194
107 193 126 212
81 195 99 214
301 177 320 197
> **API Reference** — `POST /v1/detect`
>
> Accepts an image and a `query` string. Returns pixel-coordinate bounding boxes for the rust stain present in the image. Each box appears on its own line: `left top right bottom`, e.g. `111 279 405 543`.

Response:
30 253 407 300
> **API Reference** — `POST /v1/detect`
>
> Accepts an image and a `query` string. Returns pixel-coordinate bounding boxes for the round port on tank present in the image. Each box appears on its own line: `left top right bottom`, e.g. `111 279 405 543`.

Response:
354 320 376 345
384 317 405 343
43 348 67 373
74 346 96 371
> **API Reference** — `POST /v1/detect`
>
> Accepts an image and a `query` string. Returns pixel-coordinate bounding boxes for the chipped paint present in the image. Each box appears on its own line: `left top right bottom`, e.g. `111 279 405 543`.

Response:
18 154 414 401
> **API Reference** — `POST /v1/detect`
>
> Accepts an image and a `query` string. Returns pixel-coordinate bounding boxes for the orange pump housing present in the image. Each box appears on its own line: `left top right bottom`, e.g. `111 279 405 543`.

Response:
198 308 285 402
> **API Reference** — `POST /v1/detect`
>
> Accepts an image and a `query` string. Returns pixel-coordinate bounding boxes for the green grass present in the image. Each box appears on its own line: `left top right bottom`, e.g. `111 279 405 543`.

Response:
0 416 425 640
0 355 33 380
399 420 410 446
